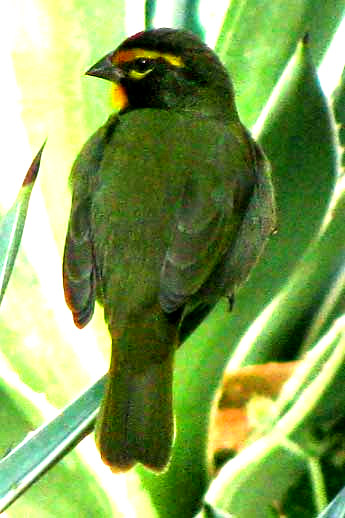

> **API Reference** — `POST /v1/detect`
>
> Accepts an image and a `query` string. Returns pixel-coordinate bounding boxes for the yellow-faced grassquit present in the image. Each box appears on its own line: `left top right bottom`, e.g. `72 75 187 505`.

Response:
63 28 276 473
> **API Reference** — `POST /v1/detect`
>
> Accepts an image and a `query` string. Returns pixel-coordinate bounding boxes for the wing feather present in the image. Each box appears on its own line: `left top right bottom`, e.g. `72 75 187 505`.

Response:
63 117 118 327
159 123 275 317
159 129 248 314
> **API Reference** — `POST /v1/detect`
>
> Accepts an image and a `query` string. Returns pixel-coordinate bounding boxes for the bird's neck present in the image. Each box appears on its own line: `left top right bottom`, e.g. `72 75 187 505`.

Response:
174 87 239 123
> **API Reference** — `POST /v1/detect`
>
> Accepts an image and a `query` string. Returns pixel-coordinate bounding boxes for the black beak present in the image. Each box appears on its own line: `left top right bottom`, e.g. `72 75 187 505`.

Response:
85 52 123 83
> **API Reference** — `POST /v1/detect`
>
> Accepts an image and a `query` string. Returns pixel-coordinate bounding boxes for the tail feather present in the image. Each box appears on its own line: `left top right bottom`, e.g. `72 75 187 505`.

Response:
95 351 174 472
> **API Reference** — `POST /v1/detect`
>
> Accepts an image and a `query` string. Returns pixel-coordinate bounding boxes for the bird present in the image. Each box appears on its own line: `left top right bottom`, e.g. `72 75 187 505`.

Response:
63 27 276 473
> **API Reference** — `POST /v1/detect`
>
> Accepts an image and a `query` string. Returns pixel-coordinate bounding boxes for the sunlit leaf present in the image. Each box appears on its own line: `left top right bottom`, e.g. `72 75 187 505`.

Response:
217 0 345 127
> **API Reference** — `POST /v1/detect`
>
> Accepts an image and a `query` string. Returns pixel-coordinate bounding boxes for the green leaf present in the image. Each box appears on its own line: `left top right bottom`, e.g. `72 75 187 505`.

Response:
206 442 308 518
257 36 338 293
0 142 45 306
0 376 106 513
204 318 345 517
0 373 115 517
276 317 345 438
216 1 345 126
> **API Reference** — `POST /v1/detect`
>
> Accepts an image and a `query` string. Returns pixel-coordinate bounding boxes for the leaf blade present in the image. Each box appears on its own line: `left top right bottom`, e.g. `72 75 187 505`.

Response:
0 142 45 306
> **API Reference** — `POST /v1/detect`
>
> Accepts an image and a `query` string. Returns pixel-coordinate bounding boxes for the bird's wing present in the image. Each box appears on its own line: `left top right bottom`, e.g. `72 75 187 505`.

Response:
63 196 96 328
63 118 117 328
214 138 276 293
159 123 255 314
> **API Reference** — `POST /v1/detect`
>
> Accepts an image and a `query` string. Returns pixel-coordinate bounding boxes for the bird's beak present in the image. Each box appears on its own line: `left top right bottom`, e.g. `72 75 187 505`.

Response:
85 52 123 83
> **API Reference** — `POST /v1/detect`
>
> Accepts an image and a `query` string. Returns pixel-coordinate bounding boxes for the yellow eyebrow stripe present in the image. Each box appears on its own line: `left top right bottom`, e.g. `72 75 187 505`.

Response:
113 49 184 68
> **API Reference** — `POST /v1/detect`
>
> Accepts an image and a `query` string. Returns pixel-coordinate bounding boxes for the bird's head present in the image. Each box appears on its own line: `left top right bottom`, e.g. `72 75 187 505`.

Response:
86 28 238 120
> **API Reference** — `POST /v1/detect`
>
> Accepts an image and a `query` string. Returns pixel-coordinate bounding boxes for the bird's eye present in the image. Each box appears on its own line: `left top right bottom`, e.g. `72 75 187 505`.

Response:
133 57 155 73
128 58 155 80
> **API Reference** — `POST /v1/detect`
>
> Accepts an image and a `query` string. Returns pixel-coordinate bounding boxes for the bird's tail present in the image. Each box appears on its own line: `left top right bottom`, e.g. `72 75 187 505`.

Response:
95 347 174 473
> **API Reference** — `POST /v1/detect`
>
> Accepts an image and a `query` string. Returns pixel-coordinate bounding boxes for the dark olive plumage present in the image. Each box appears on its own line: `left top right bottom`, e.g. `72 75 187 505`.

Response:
63 28 276 472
